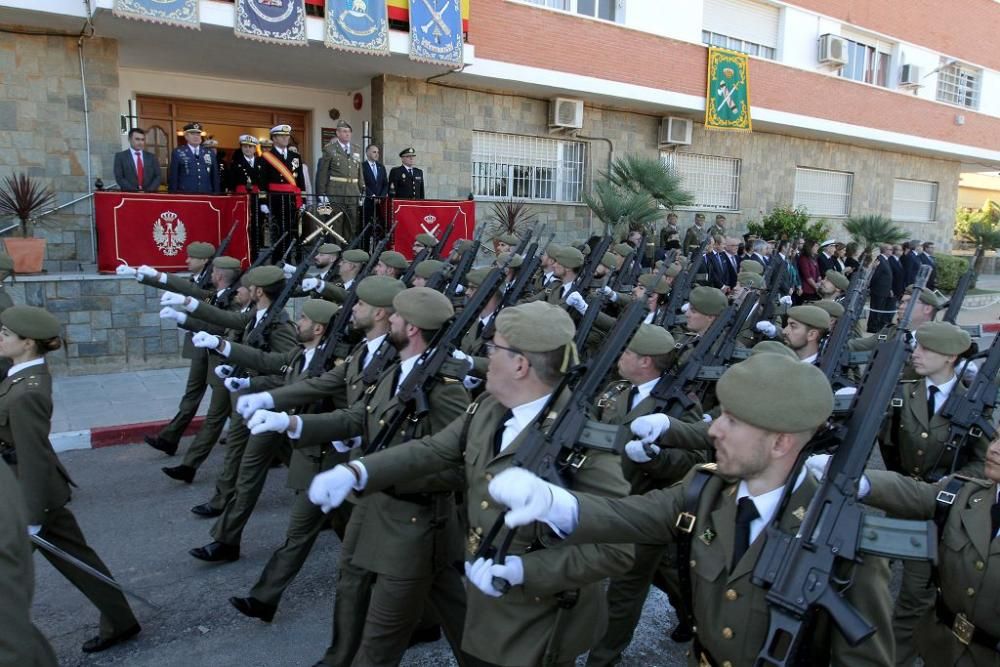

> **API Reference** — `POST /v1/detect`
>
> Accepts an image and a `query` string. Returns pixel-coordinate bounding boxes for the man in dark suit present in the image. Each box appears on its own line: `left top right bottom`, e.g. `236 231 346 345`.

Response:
113 127 161 192
703 237 725 288
889 243 905 301
918 241 937 290
816 240 838 276
867 245 895 332
388 147 425 200
361 143 389 237
901 239 922 288
719 236 740 289
168 122 219 194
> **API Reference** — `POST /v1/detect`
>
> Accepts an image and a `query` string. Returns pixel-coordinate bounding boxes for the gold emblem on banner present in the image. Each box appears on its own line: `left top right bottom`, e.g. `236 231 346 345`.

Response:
153 211 187 257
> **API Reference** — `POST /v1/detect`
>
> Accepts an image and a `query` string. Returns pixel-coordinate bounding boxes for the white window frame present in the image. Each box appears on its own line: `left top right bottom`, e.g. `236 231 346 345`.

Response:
839 36 891 87
661 152 741 212
792 167 853 218
891 179 938 223
936 59 982 109
701 30 776 60
516 0 623 22
472 131 587 204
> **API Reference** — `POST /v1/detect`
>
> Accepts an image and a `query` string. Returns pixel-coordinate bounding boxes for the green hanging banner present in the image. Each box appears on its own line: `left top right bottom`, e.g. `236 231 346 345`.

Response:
705 47 752 132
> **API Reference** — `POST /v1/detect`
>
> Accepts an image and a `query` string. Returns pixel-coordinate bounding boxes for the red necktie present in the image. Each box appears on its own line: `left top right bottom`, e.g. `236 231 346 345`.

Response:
135 152 144 190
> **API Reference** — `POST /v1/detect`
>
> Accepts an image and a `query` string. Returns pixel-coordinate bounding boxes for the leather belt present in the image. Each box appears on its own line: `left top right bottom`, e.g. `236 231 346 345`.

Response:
329 177 358 183
936 597 1000 652
383 488 435 507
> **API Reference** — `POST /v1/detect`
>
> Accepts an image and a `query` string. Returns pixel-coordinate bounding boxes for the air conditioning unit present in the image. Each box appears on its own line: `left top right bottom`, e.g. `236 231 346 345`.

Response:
548 98 584 129
899 63 921 87
658 117 692 146
818 34 848 66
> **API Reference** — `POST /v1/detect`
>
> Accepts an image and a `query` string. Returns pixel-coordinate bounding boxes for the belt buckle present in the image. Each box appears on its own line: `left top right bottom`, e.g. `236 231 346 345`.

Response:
936 490 957 505
952 612 975 645
676 512 697 534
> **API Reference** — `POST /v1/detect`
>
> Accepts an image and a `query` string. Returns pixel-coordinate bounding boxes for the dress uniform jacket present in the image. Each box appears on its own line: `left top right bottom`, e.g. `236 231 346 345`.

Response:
168 144 219 194
187 302 299 376
569 466 894 666
226 153 263 193
358 393 634 666
315 142 361 199
865 471 1000 666
683 225 706 254
261 147 306 192
387 165 425 200
139 272 217 360
879 378 988 480
267 336 380 414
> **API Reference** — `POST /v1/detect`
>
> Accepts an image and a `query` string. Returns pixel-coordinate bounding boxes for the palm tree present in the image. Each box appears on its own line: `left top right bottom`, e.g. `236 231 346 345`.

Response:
843 214 906 258
956 201 1000 278
583 180 662 240
605 154 694 210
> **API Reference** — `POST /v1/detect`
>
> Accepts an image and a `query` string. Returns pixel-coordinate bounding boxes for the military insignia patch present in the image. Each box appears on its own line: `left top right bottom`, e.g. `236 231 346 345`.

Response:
699 528 716 545
792 506 806 521
203 153 212 164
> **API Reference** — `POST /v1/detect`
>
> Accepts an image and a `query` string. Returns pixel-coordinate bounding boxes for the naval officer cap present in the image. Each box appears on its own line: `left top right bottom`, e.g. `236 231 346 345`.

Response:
318 243 342 255
414 259 447 279
415 233 438 247
464 267 491 288
824 270 849 291
787 305 831 331
628 324 676 356
343 249 370 264
212 256 241 270
1 305 61 340
301 299 338 326
638 272 670 295
246 265 285 288
737 271 764 289
718 353 834 433
238 134 259 146
356 276 405 308
750 340 798 360
814 299 845 319
688 286 727 316
183 122 206 135
186 241 215 259
915 321 971 356
378 251 409 271
496 301 575 354
498 252 523 269
399 147 416 157
550 245 585 270
270 124 292 136
740 259 764 275
393 287 454 329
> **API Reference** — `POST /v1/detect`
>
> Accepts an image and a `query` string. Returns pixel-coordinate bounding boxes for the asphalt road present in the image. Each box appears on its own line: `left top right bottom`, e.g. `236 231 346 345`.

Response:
33 442 689 667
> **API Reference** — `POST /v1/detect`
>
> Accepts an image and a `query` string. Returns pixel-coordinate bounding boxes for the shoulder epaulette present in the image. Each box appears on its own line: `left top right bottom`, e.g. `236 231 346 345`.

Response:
696 462 719 472
953 474 992 487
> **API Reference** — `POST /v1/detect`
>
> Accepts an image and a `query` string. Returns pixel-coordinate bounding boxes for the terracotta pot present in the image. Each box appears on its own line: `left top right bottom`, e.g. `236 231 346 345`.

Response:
4 237 46 274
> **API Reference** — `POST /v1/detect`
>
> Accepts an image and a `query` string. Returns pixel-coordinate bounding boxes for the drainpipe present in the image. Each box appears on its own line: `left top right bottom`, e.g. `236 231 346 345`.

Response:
80 0 96 263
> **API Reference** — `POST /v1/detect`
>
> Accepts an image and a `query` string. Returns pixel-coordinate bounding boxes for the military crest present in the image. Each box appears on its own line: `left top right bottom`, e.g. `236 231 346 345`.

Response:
409 0 463 67
324 0 390 56
235 0 307 45
152 211 187 257
421 215 439 236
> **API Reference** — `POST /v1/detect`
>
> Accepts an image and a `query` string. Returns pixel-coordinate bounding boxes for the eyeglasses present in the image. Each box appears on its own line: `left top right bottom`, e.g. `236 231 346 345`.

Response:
485 341 524 357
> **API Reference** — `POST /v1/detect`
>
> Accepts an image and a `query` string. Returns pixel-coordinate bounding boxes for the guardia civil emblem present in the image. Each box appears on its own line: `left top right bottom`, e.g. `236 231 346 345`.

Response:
153 211 187 256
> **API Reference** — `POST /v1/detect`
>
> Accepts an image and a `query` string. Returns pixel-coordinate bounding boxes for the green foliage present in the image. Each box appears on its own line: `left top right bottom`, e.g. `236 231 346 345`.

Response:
0 173 55 238
843 214 906 254
583 180 662 239
936 254 969 293
955 201 1000 250
605 154 694 210
745 204 830 245
486 197 537 240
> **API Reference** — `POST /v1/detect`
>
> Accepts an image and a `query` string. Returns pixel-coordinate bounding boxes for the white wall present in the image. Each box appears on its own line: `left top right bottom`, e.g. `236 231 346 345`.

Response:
895 42 945 104
622 0 704 42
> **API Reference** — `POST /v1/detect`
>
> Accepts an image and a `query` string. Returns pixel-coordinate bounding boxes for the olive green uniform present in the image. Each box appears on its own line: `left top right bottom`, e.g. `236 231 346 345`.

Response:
315 142 362 239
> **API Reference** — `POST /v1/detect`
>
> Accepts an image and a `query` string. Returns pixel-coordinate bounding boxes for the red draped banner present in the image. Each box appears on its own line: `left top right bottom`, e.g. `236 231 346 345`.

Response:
392 199 475 260
95 192 251 272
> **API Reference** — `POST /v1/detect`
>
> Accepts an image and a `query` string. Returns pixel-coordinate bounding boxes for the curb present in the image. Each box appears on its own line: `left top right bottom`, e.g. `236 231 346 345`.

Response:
52 416 206 454
984 323 1000 334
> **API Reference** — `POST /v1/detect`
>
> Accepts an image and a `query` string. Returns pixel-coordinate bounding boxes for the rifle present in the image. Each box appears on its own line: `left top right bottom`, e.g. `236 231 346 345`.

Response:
444 225 483 299
751 253 788 328
480 229 552 344
216 233 287 310
943 246 983 325
361 253 516 456
657 233 710 328
569 232 613 296
610 232 644 292
933 333 1000 479
427 212 459 261
195 218 241 289
750 264 936 666
816 262 874 391
479 290 652 592
400 247 431 286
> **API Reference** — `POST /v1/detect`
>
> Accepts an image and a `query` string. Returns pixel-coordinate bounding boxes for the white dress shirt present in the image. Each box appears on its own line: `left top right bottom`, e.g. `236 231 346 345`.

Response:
926 374 957 416
7 358 45 378
498 393 551 452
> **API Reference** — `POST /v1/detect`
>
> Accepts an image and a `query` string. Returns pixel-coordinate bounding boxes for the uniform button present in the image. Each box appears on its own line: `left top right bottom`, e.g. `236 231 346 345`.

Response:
723 662 733 667
367 406 374 412
480 500 489 510
475 527 483 535
916 449 924 456
411 517 417 523
534 597 541 603
967 587 976 597
722 627 734 639
485 473 493 482
690 559 696 568
921 432 929 439
725 589 738 601
912 467 921 474
976 561 985 571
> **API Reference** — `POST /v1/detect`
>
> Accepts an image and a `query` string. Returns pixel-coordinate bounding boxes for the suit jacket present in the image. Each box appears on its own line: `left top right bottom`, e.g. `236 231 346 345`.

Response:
901 251 921 287
869 255 893 300
704 251 725 288
889 255 905 298
362 160 389 198
388 165 425 200
168 144 219 193
114 148 161 192
225 153 263 193
817 252 836 277
720 252 739 288
918 253 937 290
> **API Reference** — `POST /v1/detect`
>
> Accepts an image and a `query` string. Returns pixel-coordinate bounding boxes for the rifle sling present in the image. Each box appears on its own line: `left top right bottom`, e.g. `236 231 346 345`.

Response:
675 467 715 636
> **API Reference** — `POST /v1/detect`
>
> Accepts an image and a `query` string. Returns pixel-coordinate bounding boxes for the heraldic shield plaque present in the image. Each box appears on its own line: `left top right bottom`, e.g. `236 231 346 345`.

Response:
95 192 251 272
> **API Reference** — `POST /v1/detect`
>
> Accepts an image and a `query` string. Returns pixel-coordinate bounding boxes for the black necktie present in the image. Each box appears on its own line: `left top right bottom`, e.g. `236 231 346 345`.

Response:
627 385 639 411
475 320 485 340
493 409 513 456
732 497 760 569
990 499 1000 539
357 346 369 372
927 385 939 418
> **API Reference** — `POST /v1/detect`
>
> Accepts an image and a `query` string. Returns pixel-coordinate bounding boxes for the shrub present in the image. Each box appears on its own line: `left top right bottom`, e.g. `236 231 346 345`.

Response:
936 255 969 292
746 205 830 245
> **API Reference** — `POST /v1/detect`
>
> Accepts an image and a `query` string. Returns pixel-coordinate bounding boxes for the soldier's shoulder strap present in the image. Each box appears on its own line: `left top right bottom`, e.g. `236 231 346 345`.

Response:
674 464 719 633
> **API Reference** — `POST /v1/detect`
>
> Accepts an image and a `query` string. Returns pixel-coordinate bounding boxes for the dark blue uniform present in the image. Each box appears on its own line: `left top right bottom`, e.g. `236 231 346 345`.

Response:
168 144 220 194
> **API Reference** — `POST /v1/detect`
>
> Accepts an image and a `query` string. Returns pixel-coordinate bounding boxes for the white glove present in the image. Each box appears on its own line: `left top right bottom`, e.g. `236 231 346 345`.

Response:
681 302 691 313
804 453 832 481
565 291 588 314
260 204 270 215
488 467 555 528
308 465 358 512
247 409 290 436
464 556 524 598
834 386 857 396
137 265 158 279
702 413 713 423
225 377 250 393
331 436 361 453
454 284 464 295
318 196 329 205
116 264 137 277
192 331 220 349
160 292 186 307
779 295 793 306
301 277 324 293
281 262 297 278
27 524 41 536
600 285 619 302
755 321 778 338
159 306 186 325
237 392 274 420
625 439 660 463
451 349 474 370
630 413 671 443
962 360 979 383
214 364 234 380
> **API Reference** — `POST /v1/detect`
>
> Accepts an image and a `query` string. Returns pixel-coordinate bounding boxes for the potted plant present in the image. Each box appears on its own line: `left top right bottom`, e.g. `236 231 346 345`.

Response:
0 173 55 273
485 197 537 253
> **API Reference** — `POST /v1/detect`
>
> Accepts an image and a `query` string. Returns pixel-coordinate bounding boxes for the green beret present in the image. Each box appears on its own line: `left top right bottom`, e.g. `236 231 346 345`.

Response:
246 265 285 288
750 340 798 360
787 305 831 330
543 243 562 258
824 270 849 291
652 262 682 278
1 305 60 340
0 254 14 272
612 243 634 257
186 241 215 259
574 242 591 256
378 251 409 271
453 239 474 254
301 299 338 325
465 267 492 288
496 233 520 246
414 233 438 247
356 276 405 307
393 287 454 329
814 299 845 319
676 255 690 269
600 253 617 270
496 301 575 353
717 354 833 432
498 252 523 269
414 259 447 279
343 249 369 264
740 259 764 275
318 243 342 255
213 256 241 270
638 272 670 295
628 324 676 356
737 272 764 289
903 285 946 309
240 273 252 287
689 286 727 316
915 321 971 356
551 245 585 269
